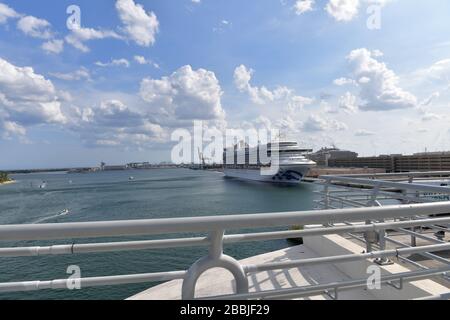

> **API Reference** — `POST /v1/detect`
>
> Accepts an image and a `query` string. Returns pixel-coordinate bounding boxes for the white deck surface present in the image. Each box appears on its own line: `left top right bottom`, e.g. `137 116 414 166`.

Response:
128 244 377 300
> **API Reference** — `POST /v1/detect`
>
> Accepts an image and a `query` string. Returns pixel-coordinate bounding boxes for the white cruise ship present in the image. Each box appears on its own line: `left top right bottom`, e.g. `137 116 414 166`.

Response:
223 141 316 184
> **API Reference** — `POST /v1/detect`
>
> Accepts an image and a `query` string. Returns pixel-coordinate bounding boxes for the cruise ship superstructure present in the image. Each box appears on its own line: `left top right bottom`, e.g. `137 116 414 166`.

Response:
222 141 316 184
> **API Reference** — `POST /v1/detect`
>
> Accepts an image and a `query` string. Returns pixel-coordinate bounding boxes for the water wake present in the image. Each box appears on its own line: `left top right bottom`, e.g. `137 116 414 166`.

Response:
32 209 70 224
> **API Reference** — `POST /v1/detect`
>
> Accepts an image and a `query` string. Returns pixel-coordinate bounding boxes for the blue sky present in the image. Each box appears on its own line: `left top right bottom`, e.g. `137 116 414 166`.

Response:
1 0 450 169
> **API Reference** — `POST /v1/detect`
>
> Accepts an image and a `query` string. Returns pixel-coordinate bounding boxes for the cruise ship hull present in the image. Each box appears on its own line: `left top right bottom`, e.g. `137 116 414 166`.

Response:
224 164 313 184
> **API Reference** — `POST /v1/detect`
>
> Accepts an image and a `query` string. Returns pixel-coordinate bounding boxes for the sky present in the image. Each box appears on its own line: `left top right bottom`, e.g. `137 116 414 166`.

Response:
1 0 450 169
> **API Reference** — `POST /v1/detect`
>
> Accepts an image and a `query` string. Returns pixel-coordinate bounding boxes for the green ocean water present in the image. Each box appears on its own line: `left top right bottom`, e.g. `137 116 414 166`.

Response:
0 168 318 300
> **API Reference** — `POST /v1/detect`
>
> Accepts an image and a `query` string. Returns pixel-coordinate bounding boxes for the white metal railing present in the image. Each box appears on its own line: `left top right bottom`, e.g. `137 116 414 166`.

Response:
317 171 450 211
314 171 450 287
0 172 449 300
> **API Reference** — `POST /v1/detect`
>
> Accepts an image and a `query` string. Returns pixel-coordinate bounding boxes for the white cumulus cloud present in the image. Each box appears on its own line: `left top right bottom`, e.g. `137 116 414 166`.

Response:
346 48 417 111
140 65 225 121
294 0 315 15
95 58 130 68
73 99 165 148
325 0 360 22
413 59 450 84
41 39 64 54
49 67 91 81
1 120 26 139
65 27 122 53
339 91 358 113
134 55 159 68
17 15 53 39
234 64 313 108
325 0 393 22
333 77 356 86
303 114 348 132
0 58 66 135
0 2 19 24
116 0 159 47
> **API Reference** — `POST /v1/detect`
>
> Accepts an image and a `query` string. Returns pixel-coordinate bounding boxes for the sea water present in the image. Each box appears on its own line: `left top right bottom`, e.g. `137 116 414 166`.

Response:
0 169 318 300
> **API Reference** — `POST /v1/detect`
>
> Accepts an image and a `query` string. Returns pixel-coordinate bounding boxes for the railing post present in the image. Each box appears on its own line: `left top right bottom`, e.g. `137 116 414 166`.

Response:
374 226 393 265
411 226 418 247
364 220 376 253
364 184 380 253
209 229 224 259
401 188 409 204
367 182 381 207
181 230 249 300
323 178 331 209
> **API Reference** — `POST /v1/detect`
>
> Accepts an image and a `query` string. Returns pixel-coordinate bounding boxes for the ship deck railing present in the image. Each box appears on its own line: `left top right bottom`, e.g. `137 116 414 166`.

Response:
0 171 450 299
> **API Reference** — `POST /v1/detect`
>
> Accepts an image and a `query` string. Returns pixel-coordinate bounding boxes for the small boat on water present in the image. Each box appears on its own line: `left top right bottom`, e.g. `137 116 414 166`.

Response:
39 181 47 189
59 209 69 216
129 176 135 181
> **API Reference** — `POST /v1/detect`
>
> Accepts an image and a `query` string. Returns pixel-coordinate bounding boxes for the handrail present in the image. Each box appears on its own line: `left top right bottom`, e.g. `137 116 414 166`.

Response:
1 203 450 241
2 216 450 258
320 176 450 194
333 171 450 178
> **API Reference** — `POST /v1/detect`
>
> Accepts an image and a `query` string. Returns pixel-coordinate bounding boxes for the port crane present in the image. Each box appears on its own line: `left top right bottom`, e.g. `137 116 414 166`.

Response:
197 148 212 169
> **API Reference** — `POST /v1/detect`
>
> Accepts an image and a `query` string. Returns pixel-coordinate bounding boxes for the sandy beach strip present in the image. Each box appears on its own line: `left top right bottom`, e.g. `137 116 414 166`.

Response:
0 180 16 186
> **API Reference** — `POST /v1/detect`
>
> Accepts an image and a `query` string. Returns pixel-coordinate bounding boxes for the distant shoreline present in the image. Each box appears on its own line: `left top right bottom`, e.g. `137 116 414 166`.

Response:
4 167 184 174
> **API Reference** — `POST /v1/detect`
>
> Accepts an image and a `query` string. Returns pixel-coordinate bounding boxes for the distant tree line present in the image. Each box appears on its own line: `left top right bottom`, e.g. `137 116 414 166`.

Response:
0 172 10 183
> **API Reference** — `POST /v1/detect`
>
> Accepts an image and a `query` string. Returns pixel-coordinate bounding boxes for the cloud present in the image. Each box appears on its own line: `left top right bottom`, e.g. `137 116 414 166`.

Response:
0 120 26 139
302 114 348 132
234 64 313 108
233 64 317 136
65 27 122 53
294 0 315 15
325 0 360 22
410 59 450 107
346 48 417 111
234 64 253 92
325 0 393 22
81 100 144 127
134 55 148 64
420 91 440 106
333 77 356 86
49 67 91 81
41 39 64 54
116 0 159 47
0 58 66 130
213 19 233 33
329 119 348 131
413 59 450 84
0 2 19 24
95 58 130 68
421 112 441 121
73 99 165 148
0 4 64 54
140 65 225 121
355 129 375 136
17 15 53 39
0 4 64 55
3 1 158 54
254 115 273 130
339 91 358 113
134 55 159 68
